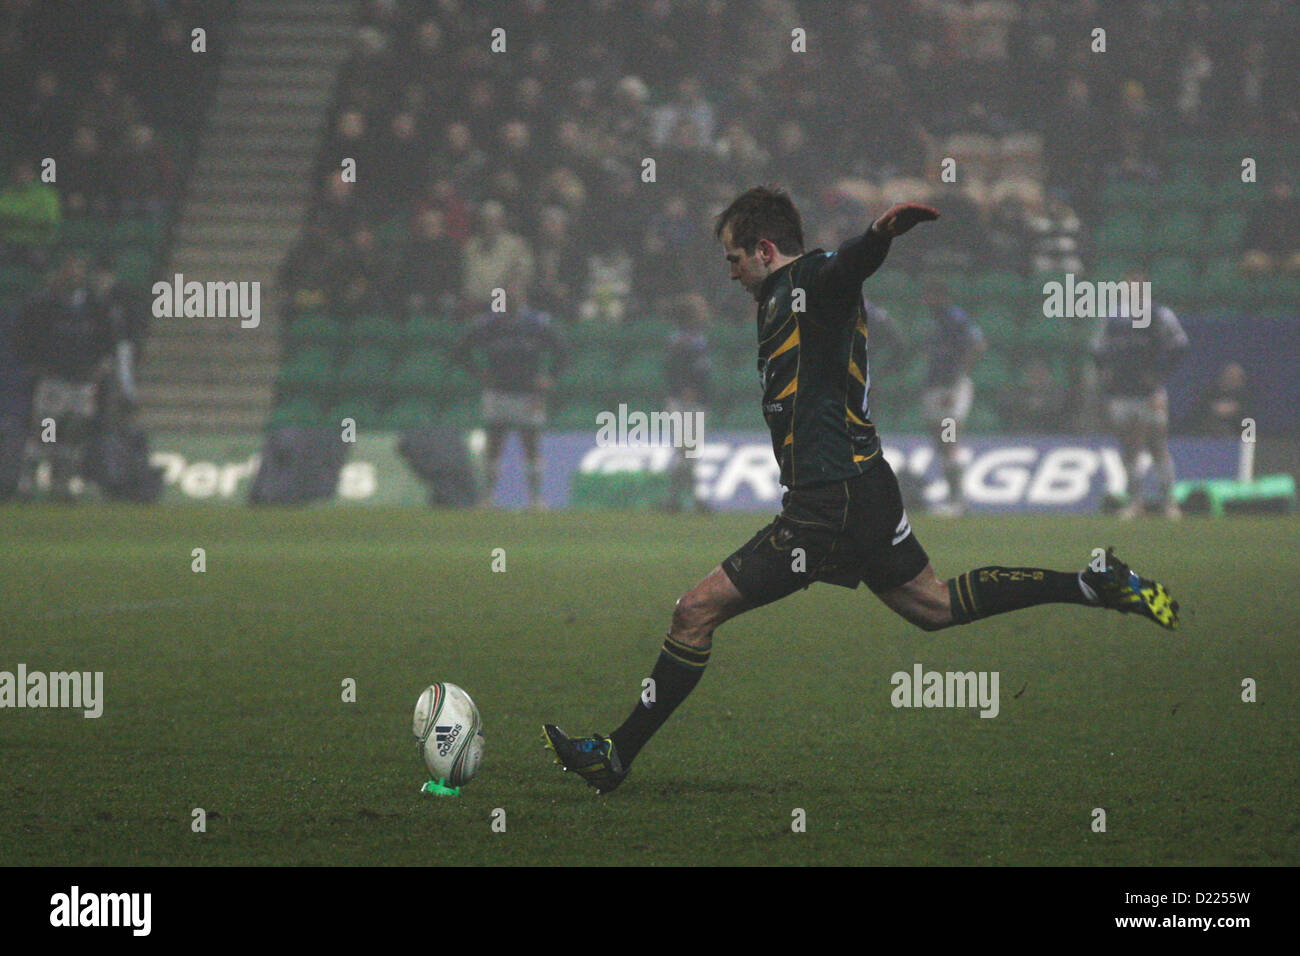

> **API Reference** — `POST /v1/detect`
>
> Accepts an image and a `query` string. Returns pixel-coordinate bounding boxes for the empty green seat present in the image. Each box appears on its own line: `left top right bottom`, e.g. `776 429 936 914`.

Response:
58 218 107 247
383 397 437 429
279 346 335 390
1206 210 1247 247
336 345 394 390
112 217 164 248
1094 212 1146 255
1153 210 1202 254
115 249 154 284
286 313 344 346
1150 256 1196 297
407 311 462 346
560 347 615 397
267 395 326 427
971 351 1011 391
971 270 1025 305
352 312 408 346
325 397 381 428
617 353 664 394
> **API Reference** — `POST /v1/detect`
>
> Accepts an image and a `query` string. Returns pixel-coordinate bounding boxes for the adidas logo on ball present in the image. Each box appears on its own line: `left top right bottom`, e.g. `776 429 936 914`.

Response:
435 723 462 756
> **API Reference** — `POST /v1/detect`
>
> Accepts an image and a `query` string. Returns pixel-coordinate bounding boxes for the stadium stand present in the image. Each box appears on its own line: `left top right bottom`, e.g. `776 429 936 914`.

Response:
268 0 1298 438
2 1 1295 439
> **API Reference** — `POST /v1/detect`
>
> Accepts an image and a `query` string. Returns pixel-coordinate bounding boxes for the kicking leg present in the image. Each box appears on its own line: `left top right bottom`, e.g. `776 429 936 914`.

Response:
544 566 753 792
877 561 1096 632
876 551 1177 632
608 566 751 764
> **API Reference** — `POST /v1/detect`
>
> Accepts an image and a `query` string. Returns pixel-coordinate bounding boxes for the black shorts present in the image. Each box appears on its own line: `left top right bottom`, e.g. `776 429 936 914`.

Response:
722 458 929 607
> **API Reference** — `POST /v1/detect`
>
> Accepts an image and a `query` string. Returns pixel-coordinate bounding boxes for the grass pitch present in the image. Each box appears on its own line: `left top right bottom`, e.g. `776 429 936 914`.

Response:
1 505 1296 866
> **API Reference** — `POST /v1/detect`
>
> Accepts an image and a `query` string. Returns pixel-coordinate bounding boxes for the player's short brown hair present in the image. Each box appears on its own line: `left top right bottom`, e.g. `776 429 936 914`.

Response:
714 186 804 256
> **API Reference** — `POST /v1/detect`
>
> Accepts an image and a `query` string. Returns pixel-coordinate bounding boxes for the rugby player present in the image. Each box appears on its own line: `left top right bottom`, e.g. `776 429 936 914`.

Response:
919 279 985 516
454 280 564 509
1091 274 1190 520
545 187 1178 794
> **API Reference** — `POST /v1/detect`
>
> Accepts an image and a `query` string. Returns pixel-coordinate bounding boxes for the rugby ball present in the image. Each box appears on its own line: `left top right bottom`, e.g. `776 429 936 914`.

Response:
413 682 485 787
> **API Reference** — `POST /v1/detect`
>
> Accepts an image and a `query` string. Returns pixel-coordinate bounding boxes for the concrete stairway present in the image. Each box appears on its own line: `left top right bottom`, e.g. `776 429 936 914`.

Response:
139 0 356 434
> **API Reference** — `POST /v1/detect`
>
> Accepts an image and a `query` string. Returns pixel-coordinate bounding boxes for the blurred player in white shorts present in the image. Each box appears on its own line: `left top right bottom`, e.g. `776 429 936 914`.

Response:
455 282 565 509
920 280 984 515
1091 279 1189 520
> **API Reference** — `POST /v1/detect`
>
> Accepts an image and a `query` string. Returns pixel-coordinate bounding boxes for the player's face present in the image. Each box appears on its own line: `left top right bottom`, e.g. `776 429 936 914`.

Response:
720 225 771 301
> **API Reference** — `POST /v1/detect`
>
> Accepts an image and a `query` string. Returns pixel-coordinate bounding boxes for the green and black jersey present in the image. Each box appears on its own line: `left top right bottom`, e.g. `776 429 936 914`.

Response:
753 228 893 488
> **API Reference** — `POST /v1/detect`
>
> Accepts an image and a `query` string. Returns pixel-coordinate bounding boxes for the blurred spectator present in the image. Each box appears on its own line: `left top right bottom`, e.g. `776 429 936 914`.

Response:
1240 183 1300 276
713 118 770 180
0 160 62 268
1229 39 1278 135
395 208 461 316
461 200 534 313
61 125 115 219
531 205 584 324
638 191 703 314
1191 362 1250 437
10 252 116 500
651 76 716 149
981 194 1028 272
280 215 341 312
463 77 500 144
89 253 148 414
328 225 386 317
1109 80 1163 182
484 119 534 214
14 69 70 157
0 304 31 500
417 174 472 247
113 123 173 221
1174 42 1216 131
370 110 428 217
579 243 633 324
1025 193 1083 275
1044 74 1104 203
433 121 487 199
921 187 981 271
77 70 139 139
316 170 363 240
605 75 653 168
322 108 373 201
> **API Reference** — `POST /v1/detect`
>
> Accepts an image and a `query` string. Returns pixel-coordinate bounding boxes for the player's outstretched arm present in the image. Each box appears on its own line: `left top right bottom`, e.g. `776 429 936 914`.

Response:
816 202 941 299
869 202 940 238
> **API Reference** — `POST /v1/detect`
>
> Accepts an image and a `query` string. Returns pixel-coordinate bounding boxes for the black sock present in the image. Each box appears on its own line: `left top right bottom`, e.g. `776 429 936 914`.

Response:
948 567 1091 625
610 633 710 766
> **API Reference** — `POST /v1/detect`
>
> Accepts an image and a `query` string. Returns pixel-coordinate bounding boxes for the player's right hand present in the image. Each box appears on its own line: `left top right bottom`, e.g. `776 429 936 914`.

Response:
870 202 940 238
